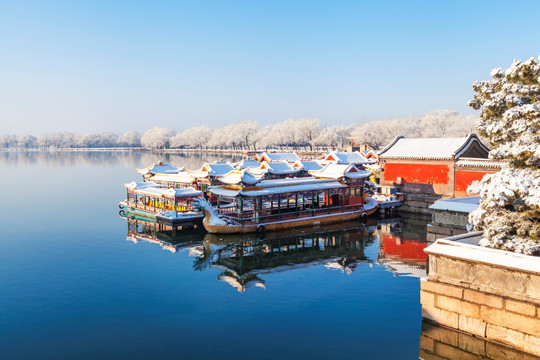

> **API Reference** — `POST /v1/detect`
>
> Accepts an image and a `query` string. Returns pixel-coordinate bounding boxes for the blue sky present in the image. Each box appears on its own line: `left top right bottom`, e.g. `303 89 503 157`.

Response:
1 0 539 134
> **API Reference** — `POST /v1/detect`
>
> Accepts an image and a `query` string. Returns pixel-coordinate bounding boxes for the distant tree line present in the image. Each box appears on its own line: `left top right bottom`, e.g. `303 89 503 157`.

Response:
0 110 478 151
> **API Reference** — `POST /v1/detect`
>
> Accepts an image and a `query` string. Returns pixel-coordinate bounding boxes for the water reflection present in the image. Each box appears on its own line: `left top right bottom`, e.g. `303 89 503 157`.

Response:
123 215 430 291
126 217 204 253
0 150 241 169
376 217 429 278
420 320 540 360
195 224 374 291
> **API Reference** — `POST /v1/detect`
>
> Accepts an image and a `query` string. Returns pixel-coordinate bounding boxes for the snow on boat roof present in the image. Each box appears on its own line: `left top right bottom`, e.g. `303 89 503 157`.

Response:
429 196 480 213
125 181 160 190
201 163 236 176
136 162 182 175
209 178 345 197
134 186 164 196
294 160 323 171
325 151 373 165
379 134 489 160
260 161 301 175
311 164 371 179
218 170 264 185
236 159 261 169
261 152 301 163
241 181 346 197
162 187 201 197
189 170 209 178
135 186 201 197
257 177 334 188
149 173 197 183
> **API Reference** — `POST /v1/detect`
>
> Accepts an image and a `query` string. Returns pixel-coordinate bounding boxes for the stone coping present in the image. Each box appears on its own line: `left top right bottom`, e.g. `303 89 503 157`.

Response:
425 232 540 275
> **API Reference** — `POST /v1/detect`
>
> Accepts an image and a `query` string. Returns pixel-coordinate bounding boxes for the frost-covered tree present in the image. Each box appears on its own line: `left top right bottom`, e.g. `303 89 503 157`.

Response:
180 126 212 150
0 134 17 148
118 131 141 147
16 134 37 149
296 118 322 151
141 127 173 149
169 131 184 149
236 120 259 150
315 126 339 150
467 57 540 255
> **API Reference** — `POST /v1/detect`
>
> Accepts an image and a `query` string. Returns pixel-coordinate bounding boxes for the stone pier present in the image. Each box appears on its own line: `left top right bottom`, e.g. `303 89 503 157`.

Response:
421 233 540 356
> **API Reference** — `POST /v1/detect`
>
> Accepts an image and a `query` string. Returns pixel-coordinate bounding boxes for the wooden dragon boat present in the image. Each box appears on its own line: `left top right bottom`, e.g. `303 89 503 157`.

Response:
193 173 378 234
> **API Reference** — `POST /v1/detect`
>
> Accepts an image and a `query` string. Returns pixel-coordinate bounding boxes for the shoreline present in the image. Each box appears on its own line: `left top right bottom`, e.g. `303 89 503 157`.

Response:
0 147 323 158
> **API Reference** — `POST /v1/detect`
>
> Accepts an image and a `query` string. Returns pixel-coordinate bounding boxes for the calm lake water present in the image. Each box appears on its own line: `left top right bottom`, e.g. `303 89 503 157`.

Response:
0 151 431 359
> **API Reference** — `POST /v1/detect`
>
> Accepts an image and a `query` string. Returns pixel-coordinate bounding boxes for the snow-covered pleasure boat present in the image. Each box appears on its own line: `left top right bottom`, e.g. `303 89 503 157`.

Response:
119 181 204 227
193 167 378 234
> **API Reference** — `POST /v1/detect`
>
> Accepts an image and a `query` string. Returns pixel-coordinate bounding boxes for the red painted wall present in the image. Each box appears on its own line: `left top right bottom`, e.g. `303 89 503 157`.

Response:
384 163 450 184
455 170 492 192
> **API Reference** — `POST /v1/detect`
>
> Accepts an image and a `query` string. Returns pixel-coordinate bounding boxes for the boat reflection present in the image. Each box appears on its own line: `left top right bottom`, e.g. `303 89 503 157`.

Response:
125 217 204 253
122 215 430 291
193 222 375 291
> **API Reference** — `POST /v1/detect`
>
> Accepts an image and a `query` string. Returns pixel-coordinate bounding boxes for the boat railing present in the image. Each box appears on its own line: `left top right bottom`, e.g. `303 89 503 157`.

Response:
218 204 365 226
124 200 193 214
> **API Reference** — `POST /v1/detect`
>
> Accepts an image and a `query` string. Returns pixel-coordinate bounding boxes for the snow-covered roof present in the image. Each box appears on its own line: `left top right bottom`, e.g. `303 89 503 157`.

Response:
236 159 261 170
429 196 480 213
217 170 264 185
241 180 346 197
198 162 236 177
324 151 373 165
293 160 324 171
260 152 301 163
209 177 345 198
311 164 371 180
259 161 301 175
455 158 508 169
149 173 197 184
361 150 380 159
211 179 346 198
161 187 201 198
379 134 489 160
136 162 182 175
257 177 333 188
133 185 201 198
134 186 165 197
125 181 160 190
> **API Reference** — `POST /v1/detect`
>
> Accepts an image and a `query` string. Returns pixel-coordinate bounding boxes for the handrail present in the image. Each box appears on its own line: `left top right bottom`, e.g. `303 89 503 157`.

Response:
217 203 365 225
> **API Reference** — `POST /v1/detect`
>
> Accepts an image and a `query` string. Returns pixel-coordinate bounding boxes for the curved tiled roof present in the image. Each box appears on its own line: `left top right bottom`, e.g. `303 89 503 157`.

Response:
379 134 489 160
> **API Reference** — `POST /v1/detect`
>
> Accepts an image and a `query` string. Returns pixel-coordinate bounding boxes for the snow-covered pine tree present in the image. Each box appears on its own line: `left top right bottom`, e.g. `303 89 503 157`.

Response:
467 57 540 255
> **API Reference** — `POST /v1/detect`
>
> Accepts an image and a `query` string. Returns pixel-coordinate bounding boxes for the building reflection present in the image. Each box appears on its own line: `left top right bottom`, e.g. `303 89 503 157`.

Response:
375 216 429 278
420 320 540 360
122 215 430 291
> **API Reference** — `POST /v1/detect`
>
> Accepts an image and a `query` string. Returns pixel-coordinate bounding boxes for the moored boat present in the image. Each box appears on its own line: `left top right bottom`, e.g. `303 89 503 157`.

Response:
119 181 204 226
193 171 378 234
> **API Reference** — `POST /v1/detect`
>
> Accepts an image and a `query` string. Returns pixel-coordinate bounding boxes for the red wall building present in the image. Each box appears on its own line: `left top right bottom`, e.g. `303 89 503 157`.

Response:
378 134 504 198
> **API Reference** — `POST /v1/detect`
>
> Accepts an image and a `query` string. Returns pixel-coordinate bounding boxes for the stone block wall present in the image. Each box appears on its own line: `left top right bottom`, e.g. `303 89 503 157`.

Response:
400 193 441 214
420 321 540 360
426 224 467 243
421 236 540 356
